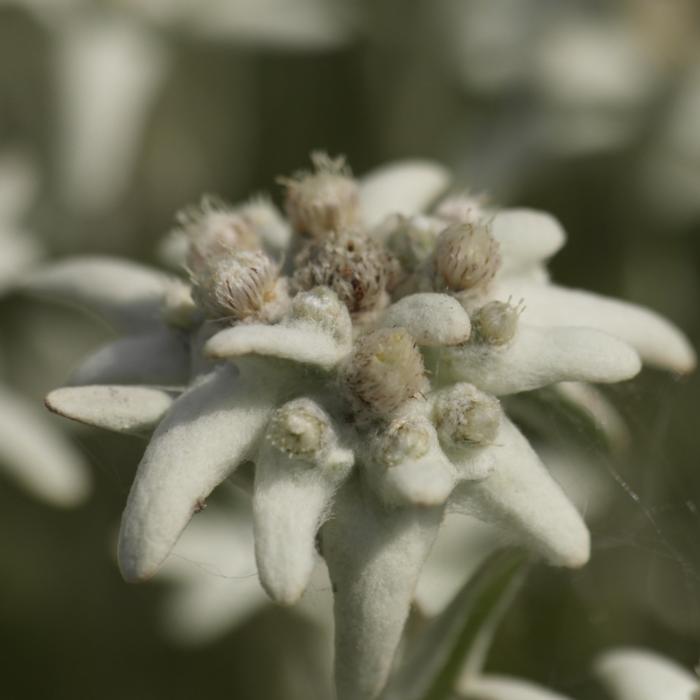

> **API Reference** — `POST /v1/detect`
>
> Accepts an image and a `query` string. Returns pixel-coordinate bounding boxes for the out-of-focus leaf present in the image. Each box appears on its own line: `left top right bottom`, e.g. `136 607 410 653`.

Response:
380 548 529 700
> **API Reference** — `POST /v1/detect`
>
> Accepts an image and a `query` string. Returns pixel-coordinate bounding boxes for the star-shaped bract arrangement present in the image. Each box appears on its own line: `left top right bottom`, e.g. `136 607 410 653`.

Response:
34 154 695 700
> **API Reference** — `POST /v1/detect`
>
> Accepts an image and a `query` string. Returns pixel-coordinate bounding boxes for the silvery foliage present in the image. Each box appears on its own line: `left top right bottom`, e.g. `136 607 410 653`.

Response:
32 155 694 700
0 152 90 506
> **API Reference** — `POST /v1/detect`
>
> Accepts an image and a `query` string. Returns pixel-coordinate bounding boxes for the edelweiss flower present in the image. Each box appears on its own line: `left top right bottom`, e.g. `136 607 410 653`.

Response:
0 152 90 506
34 154 694 700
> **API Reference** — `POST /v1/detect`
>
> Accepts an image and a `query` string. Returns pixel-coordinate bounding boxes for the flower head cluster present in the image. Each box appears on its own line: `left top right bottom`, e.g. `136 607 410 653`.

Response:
33 154 695 700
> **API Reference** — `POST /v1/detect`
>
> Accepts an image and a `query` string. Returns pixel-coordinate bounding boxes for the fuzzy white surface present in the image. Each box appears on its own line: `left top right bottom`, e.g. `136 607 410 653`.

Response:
46 385 174 436
439 324 641 395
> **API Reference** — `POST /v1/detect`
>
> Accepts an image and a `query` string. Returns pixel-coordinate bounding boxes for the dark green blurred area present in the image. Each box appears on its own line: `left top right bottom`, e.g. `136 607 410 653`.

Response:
1 2 699 698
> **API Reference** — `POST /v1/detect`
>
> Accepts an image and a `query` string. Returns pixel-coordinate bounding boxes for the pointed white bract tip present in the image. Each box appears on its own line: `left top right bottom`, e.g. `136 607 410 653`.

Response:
368 414 456 507
439 325 641 396
497 280 696 375
594 648 699 700
204 287 352 369
45 386 174 436
360 160 450 229
490 208 566 276
281 152 359 238
118 364 282 583
255 399 353 605
381 293 471 346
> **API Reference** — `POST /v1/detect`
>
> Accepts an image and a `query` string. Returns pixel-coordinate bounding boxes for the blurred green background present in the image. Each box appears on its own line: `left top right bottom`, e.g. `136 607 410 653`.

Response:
0 1 699 698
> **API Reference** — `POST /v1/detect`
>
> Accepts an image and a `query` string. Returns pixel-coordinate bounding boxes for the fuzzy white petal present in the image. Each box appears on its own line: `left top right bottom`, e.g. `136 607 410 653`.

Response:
20 256 170 332
322 478 443 700
69 328 190 387
460 674 573 700
494 279 696 374
0 388 90 507
492 209 565 277
380 293 471 346
360 161 450 229
450 418 590 568
46 385 174 436
55 15 169 213
118 362 290 582
205 324 347 370
437 325 641 395
595 648 698 700
254 441 353 605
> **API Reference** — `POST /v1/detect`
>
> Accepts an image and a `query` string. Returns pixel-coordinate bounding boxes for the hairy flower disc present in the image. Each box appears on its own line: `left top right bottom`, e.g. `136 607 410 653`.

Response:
281 152 360 238
266 399 330 458
292 229 397 315
342 327 429 419
433 382 501 447
190 249 280 322
377 416 431 467
434 221 501 293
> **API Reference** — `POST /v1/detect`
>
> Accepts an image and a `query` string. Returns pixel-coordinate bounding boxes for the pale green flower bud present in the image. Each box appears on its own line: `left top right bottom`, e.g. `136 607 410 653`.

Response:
432 382 501 447
472 299 522 345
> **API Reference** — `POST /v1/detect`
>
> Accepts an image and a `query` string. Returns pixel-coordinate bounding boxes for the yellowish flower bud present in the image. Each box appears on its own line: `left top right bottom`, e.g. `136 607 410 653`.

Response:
376 416 431 467
434 222 501 293
385 214 443 273
342 328 429 419
433 383 501 447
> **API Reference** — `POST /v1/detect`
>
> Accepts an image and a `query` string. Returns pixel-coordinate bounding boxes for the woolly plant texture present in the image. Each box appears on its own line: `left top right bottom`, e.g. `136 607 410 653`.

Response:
31 153 695 700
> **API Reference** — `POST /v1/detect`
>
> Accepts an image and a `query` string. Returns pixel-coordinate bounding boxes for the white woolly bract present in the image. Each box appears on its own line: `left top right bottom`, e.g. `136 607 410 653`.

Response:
380 293 471 347
436 324 642 396
282 152 360 238
321 478 443 700
118 362 295 582
342 327 429 419
46 385 174 436
450 417 590 568
255 398 353 605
